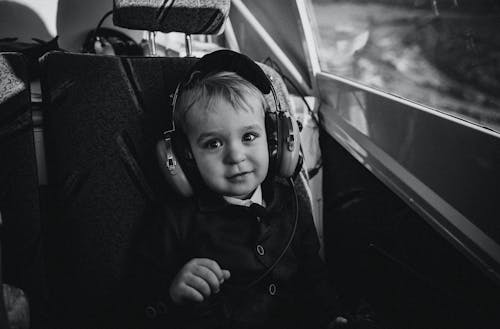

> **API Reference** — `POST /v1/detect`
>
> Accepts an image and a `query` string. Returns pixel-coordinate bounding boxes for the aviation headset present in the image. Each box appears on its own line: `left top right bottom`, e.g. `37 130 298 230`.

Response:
156 49 301 197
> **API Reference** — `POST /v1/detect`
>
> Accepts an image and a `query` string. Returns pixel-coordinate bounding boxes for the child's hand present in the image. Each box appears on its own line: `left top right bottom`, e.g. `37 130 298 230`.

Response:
169 258 231 304
328 316 349 328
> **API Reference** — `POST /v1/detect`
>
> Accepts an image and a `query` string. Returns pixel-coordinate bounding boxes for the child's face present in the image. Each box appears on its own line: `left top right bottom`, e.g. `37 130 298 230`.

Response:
185 96 269 199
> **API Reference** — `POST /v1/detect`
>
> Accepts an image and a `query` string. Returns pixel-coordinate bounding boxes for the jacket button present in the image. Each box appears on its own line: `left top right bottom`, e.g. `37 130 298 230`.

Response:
145 305 157 319
268 283 277 296
156 301 167 314
256 244 265 256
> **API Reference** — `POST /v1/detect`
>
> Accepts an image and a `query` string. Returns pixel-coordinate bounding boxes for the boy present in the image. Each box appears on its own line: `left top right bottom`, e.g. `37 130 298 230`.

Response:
123 51 346 329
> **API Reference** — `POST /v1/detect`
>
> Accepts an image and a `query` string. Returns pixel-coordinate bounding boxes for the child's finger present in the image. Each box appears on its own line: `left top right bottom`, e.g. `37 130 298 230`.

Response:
221 269 231 281
179 283 204 302
192 264 221 293
195 258 225 282
185 273 212 297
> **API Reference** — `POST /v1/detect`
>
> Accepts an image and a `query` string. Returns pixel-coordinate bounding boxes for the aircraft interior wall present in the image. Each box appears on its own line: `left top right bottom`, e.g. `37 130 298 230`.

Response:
320 128 500 329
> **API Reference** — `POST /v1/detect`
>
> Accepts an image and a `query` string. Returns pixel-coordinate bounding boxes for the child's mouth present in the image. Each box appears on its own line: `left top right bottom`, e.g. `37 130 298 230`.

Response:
227 171 252 180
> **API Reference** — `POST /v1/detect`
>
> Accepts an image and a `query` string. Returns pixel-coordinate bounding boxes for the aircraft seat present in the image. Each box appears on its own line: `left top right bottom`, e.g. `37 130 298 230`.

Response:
38 0 312 327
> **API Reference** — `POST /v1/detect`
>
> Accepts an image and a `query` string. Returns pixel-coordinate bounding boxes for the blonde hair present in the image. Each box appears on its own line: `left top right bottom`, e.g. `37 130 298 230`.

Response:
174 71 267 132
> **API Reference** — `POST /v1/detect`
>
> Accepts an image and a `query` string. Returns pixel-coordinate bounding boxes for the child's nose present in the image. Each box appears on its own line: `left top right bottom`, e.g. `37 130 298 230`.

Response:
224 144 245 164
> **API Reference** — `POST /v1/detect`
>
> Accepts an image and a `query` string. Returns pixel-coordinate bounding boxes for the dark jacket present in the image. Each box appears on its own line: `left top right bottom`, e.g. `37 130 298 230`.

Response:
118 177 339 329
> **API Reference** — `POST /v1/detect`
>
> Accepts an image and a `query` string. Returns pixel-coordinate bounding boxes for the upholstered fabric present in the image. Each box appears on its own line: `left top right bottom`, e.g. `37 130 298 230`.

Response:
40 51 198 326
113 0 230 34
2 284 30 329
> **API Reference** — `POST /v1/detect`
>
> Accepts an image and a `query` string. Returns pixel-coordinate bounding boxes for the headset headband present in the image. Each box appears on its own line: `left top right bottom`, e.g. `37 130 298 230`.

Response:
183 49 271 94
168 49 280 135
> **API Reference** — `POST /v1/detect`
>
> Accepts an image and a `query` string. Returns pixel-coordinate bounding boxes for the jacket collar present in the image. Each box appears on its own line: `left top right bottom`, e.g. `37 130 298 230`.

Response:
196 176 289 213
223 185 264 207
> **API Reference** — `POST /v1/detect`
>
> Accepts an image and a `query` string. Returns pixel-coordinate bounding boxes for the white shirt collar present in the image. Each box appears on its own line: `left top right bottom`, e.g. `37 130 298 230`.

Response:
223 185 265 207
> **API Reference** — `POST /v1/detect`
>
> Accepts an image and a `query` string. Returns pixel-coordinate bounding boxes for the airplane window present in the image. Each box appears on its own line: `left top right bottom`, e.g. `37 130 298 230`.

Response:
309 0 500 132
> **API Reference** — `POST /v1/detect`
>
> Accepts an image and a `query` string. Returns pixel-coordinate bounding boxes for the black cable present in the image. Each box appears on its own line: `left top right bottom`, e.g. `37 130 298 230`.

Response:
245 177 298 289
84 9 114 53
263 57 320 125
224 177 299 291
283 75 320 123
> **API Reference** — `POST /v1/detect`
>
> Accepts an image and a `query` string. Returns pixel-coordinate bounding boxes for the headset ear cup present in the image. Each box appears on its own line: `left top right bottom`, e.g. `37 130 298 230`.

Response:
278 113 301 178
156 137 193 197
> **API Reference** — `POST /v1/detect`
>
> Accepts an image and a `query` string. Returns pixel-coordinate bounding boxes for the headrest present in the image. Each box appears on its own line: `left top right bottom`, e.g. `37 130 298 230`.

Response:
113 0 230 34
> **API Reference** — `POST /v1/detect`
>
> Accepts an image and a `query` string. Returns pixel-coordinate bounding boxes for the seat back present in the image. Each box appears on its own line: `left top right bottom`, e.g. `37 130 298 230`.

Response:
40 53 196 325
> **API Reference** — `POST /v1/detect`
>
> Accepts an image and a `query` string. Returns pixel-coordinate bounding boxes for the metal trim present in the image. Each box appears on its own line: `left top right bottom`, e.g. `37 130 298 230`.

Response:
231 0 313 95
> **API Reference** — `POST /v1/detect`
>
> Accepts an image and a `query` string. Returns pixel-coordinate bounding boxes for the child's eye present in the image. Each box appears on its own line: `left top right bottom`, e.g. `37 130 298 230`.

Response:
242 132 258 142
204 139 222 149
